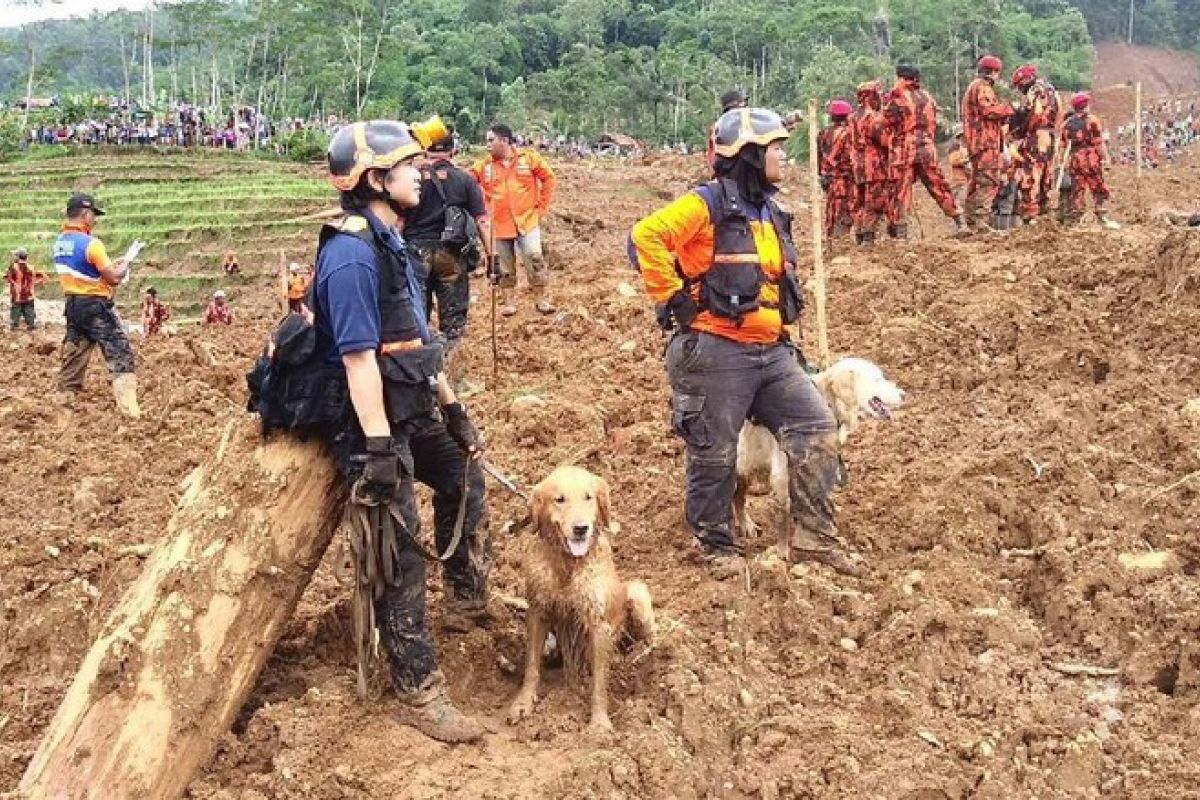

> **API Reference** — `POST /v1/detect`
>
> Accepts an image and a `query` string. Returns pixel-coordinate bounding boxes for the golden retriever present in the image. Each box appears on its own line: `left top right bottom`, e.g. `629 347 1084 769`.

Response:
507 465 655 732
734 357 905 550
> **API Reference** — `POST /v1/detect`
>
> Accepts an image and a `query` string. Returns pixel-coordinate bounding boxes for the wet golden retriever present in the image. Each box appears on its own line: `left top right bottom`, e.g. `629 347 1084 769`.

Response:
507 465 655 732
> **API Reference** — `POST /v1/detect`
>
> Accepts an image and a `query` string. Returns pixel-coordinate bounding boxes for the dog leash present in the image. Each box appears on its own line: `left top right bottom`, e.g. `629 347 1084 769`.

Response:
479 457 530 502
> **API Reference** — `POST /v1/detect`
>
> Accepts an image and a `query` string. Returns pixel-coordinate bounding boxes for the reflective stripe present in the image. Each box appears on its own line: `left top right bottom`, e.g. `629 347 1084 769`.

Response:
379 338 424 354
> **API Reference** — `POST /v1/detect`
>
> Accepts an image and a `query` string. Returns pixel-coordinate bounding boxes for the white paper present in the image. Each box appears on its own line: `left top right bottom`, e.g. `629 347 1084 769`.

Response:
120 240 145 284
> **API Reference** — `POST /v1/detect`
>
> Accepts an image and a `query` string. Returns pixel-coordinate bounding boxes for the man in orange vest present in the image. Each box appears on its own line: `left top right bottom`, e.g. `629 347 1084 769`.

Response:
471 123 557 316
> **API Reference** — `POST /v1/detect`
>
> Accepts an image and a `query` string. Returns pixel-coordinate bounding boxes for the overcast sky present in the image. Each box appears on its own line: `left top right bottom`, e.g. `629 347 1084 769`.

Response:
3 0 157 28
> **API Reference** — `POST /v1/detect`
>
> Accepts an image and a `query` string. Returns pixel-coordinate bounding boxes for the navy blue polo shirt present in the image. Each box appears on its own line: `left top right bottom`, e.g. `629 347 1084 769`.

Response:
315 208 431 364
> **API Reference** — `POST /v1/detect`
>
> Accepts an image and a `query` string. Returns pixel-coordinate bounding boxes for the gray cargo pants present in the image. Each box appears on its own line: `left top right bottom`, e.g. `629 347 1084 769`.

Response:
665 331 841 554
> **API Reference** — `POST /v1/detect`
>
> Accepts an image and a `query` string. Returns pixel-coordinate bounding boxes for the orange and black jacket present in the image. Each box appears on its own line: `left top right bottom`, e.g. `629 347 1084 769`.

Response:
961 77 1013 156
628 180 799 345
818 123 854 180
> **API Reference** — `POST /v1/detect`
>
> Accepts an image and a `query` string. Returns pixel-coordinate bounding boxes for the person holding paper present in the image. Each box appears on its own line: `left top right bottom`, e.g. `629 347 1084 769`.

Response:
53 193 141 418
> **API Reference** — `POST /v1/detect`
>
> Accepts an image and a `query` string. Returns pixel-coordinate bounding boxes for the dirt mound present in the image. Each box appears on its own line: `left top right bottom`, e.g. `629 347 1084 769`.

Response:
1093 42 1200 99
3 153 1200 798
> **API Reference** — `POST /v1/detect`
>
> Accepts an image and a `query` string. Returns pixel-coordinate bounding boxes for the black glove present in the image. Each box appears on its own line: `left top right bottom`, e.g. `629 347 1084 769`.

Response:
820 174 833 191
666 290 698 330
443 402 482 455
352 436 399 505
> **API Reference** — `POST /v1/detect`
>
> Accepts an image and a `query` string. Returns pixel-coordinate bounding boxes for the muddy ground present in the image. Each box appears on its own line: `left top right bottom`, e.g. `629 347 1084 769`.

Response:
2 148 1199 799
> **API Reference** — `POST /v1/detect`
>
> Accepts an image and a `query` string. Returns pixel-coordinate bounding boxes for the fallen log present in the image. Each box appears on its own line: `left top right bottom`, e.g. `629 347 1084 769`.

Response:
19 417 345 800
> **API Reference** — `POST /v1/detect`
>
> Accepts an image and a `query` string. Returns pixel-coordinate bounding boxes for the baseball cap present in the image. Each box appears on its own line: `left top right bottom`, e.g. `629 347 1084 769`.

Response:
66 193 106 216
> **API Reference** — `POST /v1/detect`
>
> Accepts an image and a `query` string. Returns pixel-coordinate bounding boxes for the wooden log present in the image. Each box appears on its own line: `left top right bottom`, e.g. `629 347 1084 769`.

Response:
19 417 345 800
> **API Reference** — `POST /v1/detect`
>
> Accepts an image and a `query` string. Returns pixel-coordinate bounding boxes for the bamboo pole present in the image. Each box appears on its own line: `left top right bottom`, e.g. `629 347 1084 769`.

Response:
1134 81 1143 184
807 98 830 368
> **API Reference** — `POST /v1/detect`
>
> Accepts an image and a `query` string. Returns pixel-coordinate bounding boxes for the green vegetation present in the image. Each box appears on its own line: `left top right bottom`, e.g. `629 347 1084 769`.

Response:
1 0 1096 146
0 149 331 309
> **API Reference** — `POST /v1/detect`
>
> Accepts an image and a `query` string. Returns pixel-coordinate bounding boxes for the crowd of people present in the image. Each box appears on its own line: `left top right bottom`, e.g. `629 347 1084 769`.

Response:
1113 96 1200 167
23 102 281 150
813 57 1130 240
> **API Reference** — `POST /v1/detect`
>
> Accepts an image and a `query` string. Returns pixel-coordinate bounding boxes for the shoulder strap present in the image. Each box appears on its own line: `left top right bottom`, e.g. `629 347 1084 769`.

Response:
425 167 449 204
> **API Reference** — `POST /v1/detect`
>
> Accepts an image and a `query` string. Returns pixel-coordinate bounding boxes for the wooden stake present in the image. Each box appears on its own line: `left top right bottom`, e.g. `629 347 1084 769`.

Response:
19 418 344 800
1134 81 1143 209
279 249 289 314
807 98 830 368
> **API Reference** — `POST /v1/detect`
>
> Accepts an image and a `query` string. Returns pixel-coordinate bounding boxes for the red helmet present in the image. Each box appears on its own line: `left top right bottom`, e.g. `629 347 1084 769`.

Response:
1011 64 1037 88
1071 92 1091 110
977 55 1003 72
827 99 853 117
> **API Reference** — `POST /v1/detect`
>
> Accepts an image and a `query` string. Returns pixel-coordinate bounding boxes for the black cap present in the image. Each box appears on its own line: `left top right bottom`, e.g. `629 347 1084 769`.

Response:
896 64 921 80
720 88 748 113
66 193 105 216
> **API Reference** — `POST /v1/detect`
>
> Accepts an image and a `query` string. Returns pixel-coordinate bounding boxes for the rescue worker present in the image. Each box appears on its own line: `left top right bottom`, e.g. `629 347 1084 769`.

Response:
222 250 240 275
629 107 863 578
471 123 556 316
311 119 483 741
54 193 140 417
401 124 492 395
286 263 311 312
961 55 1014 229
884 64 969 237
203 289 234 325
849 81 890 245
141 286 171 336
818 99 856 240
7 247 47 330
947 124 971 209
1011 64 1060 223
1062 93 1117 228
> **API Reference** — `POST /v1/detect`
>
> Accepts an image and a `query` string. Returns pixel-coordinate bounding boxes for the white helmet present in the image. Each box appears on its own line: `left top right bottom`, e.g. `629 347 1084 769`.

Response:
213 289 226 299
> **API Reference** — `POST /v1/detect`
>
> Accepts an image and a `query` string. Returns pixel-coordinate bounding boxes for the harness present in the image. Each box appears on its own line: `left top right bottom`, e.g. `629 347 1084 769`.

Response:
691 178 803 326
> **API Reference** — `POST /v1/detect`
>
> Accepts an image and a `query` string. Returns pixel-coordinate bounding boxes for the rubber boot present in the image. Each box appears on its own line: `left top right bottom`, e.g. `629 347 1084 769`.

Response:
532 286 556 315
783 430 865 578
953 214 970 236
395 671 485 743
859 230 876 246
890 222 908 241
112 373 142 419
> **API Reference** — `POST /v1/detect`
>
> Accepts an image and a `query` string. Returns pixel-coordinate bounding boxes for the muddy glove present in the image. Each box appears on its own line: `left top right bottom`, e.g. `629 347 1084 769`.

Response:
443 402 482 455
666 290 698 331
351 436 399 506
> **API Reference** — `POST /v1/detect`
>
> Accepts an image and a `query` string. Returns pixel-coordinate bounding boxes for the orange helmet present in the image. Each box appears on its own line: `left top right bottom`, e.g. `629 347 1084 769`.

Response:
711 107 790 158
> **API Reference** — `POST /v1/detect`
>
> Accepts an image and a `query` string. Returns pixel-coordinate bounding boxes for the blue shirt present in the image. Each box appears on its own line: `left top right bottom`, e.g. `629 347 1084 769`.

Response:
315 209 431 364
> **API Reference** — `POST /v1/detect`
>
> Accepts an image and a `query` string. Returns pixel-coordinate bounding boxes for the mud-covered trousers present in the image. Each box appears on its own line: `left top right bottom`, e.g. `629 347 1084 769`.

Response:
409 416 491 601
58 295 136 392
322 417 437 695
1067 147 1111 217
410 242 471 347
824 176 856 238
664 331 839 553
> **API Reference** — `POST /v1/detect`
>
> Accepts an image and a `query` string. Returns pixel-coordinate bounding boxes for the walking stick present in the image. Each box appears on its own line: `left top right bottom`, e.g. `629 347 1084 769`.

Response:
807 98 830 369
486 212 500 381
1053 141 1072 195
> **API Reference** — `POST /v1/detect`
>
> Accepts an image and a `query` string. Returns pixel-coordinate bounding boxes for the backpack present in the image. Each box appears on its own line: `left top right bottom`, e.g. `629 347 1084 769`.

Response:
427 170 482 262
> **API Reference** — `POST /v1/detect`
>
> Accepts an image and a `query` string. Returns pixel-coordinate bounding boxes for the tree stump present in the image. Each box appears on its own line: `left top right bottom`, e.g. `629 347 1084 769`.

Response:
19 417 345 800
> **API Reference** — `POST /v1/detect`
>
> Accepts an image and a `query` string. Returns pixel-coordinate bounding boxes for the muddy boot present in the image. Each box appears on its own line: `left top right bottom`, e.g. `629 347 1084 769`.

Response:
953 214 970 236
783 430 866 578
395 671 484 743
441 596 493 634
1096 210 1121 230
112 373 142 419
858 230 876 246
890 222 908 241
533 288 556 315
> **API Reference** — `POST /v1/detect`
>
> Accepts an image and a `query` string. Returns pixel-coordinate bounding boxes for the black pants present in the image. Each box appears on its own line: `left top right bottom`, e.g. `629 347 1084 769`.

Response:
59 295 136 391
410 417 491 601
322 416 437 695
411 243 471 345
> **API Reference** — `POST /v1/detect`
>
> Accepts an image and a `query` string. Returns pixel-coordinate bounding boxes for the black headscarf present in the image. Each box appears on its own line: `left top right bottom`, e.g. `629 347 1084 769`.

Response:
713 143 771 206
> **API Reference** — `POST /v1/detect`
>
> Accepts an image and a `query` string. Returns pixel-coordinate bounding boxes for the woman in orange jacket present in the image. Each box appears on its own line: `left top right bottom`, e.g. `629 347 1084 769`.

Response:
628 108 863 577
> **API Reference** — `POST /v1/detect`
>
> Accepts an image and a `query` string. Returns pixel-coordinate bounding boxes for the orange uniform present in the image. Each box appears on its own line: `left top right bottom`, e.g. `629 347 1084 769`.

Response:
470 149 556 239
630 189 787 345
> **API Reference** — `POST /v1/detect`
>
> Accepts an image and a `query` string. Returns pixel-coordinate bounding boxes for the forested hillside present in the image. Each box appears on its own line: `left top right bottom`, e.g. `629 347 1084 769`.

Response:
0 0 1108 142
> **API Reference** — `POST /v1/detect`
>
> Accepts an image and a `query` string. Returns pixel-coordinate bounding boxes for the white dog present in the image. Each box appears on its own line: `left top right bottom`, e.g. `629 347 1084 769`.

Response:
733 357 905 543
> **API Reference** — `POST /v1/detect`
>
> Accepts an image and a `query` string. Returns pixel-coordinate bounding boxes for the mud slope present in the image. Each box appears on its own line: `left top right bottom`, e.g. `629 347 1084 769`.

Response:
2 153 1199 800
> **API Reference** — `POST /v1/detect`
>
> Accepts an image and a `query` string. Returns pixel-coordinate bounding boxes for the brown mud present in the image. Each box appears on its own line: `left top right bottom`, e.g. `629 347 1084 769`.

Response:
2 149 1199 799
